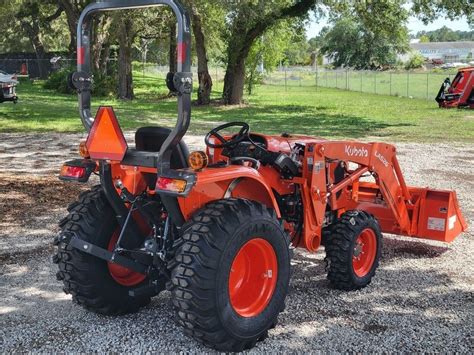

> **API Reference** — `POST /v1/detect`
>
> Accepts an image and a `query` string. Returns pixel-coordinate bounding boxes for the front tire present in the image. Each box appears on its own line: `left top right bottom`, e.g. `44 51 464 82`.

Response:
169 199 291 352
324 210 382 290
53 186 156 315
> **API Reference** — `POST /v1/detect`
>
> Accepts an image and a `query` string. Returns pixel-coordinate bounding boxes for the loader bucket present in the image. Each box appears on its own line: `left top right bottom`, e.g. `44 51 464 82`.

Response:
411 188 467 242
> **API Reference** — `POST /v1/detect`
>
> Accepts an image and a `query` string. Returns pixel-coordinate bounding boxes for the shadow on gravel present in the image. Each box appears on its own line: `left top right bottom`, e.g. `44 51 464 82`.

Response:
381 237 450 261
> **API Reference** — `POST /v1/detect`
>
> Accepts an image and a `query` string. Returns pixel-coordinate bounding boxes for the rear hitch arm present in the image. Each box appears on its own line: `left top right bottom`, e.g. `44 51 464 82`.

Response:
59 232 148 274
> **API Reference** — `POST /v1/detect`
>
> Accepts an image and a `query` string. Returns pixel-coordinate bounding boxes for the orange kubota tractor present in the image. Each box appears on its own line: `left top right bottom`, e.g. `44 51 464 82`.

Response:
436 66 474 109
53 1 467 351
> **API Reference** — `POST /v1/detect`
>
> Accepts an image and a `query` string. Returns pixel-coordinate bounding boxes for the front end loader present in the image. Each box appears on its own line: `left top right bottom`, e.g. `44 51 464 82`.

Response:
53 0 468 351
436 66 474 109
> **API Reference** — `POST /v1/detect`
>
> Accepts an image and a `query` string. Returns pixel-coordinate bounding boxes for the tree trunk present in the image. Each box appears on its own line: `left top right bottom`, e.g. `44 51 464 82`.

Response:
221 14 255 105
191 6 212 105
222 0 318 105
169 22 177 73
118 19 134 100
58 0 81 56
99 43 111 76
92 16 112 73
20 21 48 79
223 58 246 105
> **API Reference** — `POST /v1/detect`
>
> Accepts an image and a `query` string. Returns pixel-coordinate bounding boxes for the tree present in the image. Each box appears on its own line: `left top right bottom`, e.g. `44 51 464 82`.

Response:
419 35 430 43
411 0 473 24
415 27 474 42
117 17 135 100
320 15 409 69
168 19 177 74
189 3 213 105
0 2 31 53
91 16 113 74
56 0 93 55
15 1 64 79
222 0 318 105
245 20 305 94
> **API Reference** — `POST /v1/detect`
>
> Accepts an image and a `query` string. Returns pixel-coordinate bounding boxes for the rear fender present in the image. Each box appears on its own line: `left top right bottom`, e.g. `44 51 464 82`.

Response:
177 166 281 220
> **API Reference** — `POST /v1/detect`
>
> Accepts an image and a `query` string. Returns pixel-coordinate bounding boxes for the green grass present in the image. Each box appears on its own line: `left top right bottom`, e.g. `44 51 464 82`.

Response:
0 71 472 142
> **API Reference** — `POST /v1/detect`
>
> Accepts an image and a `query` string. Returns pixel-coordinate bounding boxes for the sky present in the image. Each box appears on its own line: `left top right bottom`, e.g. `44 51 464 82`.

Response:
306 15 471 39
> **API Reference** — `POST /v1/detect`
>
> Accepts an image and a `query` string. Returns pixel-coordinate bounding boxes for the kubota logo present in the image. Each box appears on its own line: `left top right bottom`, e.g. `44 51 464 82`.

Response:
345 145 368 158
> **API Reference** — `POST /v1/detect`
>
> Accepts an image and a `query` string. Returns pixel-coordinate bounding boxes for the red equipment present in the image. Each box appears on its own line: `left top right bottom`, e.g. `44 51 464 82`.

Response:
436 66 474 108
52 0 468 352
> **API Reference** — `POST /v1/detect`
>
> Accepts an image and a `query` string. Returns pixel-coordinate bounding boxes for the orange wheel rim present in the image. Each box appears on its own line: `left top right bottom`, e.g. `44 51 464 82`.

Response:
352 228 377 277
228 238 278 318
107 229 146 287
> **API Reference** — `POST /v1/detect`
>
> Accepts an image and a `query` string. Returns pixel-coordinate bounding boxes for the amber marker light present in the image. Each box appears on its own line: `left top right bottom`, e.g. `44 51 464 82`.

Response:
79 141 90 158
156 177 187 193
188 151 208 170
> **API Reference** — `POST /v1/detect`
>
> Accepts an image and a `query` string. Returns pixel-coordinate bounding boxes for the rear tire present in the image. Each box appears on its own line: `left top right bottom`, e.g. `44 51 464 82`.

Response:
169 199 291 351
53 186 156 315
324 210 382 291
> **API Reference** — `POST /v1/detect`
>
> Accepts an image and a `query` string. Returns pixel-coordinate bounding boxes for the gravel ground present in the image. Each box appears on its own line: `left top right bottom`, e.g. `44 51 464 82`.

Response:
0 133 472 353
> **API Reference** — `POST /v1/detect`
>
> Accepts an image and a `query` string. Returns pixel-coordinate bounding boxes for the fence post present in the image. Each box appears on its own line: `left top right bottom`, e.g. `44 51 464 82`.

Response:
346 70 348 90
315 70 318 91
407 71 410 97
426 73 429 100
374 72 377 94
215 67 218 91
360 71 363 92
284 67 287 91
390 72 392 96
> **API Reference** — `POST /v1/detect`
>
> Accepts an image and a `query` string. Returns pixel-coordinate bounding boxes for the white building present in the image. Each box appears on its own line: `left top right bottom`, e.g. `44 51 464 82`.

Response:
408 41 474 63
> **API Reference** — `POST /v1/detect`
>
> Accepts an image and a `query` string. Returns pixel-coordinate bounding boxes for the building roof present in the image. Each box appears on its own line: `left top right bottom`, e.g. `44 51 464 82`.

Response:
411 41 474 50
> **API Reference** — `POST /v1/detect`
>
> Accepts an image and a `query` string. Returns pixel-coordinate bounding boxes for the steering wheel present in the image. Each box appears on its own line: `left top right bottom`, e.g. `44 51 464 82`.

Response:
205 122 250 149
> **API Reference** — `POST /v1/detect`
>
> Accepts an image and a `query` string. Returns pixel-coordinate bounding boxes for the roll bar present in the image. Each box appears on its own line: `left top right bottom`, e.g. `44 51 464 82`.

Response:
75 0 192 170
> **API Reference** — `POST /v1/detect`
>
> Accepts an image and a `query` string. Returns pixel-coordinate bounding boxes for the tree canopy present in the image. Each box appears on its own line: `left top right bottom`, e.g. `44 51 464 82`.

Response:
0 0 472 103
415 27 474 42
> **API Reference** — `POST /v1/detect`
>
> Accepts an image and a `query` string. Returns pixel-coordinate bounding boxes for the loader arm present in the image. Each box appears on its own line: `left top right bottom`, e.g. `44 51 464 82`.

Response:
296 141 466 248
320 142 412 234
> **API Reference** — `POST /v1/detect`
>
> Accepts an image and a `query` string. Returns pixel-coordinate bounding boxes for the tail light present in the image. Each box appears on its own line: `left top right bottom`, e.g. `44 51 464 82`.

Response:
156 177 187 193
59 160 96 183
60 165 86 179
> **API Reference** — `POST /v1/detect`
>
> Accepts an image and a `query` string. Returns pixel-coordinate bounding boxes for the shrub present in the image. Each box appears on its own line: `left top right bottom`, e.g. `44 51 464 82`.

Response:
44 67 74 94
92 73 117 97
405 53 425 70
44 67 117 97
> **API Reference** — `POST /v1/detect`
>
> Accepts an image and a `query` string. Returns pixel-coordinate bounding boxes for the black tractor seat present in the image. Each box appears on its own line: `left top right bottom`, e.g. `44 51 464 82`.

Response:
134 126 189 169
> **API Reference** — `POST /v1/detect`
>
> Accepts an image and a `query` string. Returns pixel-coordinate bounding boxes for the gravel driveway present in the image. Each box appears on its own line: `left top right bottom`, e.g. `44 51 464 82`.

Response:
0 133 472 353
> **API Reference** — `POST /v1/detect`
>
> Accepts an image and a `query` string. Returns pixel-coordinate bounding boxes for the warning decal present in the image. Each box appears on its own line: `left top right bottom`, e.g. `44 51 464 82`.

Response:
448 215 457 230
427 217 445 231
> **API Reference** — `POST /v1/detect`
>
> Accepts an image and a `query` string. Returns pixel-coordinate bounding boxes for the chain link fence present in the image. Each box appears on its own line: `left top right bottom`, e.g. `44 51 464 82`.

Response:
263 67 457 101
0 59 458 102
0 58 228 88
0 58 79 79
